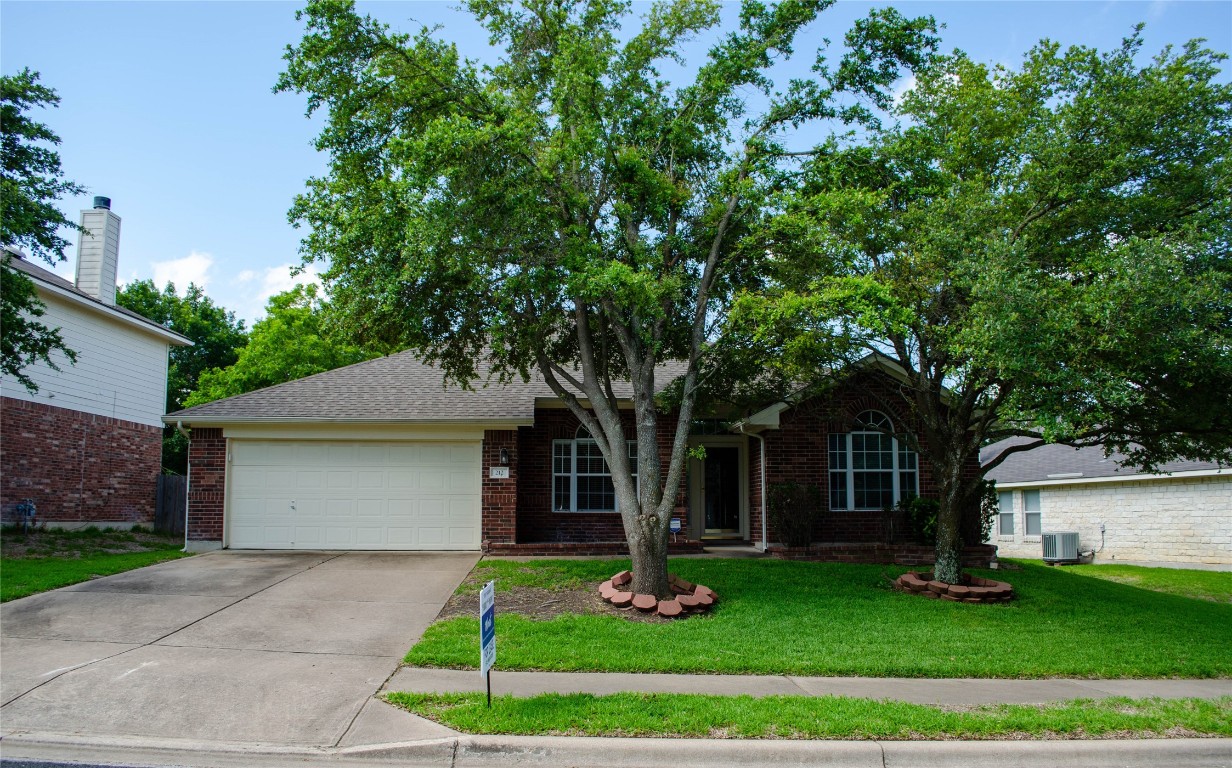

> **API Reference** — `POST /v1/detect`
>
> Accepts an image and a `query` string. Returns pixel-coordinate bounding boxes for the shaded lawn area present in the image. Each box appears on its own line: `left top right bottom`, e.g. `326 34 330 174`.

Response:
1045 561 1232 603
1 527 189 602
405 559 1232 678
387 692 1232 740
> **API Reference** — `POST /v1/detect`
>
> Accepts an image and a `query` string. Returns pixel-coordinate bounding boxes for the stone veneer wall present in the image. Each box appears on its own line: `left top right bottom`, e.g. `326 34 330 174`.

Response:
185 428 226 547
1 396 161 525
992 475 1232 565
754 371 984 547
512 408 688 544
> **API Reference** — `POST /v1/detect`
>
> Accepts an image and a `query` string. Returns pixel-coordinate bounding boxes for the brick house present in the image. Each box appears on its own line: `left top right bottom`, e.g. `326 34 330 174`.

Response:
1 198 192 527
984 438 1230 565
168 350 990 565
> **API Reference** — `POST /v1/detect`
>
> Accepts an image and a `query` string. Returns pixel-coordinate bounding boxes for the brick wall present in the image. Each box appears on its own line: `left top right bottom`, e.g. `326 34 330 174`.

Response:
482 430 518 545
186 428 225 544
991 475 1232 565
1 396 161 524
514 408 687 543
752 371 983 546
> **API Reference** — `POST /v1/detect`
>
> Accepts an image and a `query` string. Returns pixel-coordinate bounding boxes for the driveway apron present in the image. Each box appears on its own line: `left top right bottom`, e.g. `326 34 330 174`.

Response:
0 550 477 747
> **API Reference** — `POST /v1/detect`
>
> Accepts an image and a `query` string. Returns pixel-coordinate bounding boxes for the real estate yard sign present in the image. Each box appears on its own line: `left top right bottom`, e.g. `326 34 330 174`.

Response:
480 580 495 706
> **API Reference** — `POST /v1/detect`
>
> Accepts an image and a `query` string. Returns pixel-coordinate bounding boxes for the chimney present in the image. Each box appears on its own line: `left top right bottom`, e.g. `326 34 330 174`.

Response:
75 196 122 305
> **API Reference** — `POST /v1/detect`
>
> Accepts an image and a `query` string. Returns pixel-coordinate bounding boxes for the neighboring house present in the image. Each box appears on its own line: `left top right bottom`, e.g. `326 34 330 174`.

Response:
168 352 990 564
983 437 1231 565
1 198 192 528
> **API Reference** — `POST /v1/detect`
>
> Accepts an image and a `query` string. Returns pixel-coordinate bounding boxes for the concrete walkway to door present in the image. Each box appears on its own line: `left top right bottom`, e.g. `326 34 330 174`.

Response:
0 550 477 748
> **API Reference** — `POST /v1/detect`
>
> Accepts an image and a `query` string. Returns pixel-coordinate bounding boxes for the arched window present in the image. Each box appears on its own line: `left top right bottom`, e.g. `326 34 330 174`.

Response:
827 410 918 510
552 426 638 512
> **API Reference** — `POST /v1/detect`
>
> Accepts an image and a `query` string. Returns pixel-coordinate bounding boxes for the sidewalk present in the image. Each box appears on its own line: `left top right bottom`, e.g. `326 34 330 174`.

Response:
385 667 1232 705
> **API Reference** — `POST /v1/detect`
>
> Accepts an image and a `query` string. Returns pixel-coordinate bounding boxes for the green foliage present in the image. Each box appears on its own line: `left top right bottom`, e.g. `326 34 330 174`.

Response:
389 692 1232 739
767 481 820 547
117 280 247 472
406 558 1232 678
893 495 939 546
738 30 1232 583
277 0 937 586
1 69 83 391
185 284 375 407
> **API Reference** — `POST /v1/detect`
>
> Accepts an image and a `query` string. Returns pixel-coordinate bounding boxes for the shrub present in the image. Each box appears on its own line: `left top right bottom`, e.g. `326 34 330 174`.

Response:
767 482 821 548
895 496 940 546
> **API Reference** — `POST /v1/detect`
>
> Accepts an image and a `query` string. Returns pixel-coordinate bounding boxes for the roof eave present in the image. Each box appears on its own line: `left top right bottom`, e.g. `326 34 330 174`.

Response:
34 277 193 346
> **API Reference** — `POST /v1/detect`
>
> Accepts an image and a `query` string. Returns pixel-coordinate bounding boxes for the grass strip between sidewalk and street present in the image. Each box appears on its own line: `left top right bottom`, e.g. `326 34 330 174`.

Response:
1 527 190 602
405 559 1232 678
386 692 1232 740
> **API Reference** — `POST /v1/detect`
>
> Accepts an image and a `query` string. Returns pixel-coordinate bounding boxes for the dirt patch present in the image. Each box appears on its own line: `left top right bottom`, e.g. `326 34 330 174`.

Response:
436 576 674 624
1 527 180 559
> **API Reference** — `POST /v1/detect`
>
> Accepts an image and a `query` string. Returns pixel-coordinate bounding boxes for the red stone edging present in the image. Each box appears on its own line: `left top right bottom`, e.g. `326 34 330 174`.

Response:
598 571 718 618
894 571 1015 604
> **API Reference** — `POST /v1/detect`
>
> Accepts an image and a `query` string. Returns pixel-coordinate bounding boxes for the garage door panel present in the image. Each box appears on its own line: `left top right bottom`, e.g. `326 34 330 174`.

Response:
228 440 481 550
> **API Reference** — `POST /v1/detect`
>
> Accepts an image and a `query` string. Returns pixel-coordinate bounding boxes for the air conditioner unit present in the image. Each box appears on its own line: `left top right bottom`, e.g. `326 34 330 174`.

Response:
1042 531 1080 564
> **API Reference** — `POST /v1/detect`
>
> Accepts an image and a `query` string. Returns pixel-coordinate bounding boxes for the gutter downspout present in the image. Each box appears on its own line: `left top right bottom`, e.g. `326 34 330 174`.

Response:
737 424 768 552
176 421 191 552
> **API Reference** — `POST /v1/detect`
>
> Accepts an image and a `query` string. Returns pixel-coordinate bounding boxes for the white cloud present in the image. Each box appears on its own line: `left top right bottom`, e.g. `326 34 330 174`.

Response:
152 251 214 293
891 74 917 107
234 262 325 322
1149 0 1169 20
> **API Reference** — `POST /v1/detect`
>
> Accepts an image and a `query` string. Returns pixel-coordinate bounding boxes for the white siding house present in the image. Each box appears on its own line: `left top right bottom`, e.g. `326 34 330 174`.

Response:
1 198 191 526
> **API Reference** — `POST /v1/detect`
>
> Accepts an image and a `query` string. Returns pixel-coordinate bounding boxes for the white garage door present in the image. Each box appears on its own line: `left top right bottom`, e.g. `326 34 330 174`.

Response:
227 440 481 550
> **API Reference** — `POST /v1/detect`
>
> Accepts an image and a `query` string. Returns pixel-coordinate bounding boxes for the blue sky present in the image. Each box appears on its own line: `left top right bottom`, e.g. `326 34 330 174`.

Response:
3 0 1229 325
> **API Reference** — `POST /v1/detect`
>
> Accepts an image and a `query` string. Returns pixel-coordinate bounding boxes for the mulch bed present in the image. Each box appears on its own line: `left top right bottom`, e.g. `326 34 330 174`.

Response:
435 579 677 624
0 528 179 559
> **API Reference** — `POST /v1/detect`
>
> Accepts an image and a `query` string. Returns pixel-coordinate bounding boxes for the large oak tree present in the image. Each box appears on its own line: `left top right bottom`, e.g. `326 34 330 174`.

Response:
278 0 935 595
1 69 83 392
739 31 1232 583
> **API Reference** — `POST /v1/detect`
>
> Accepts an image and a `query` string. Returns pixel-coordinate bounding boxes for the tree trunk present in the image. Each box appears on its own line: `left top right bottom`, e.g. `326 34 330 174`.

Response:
932 461 967 584
629 518 670 597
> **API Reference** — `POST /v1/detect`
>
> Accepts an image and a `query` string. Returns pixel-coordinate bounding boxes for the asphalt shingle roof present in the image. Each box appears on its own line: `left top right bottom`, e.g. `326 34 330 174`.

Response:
167 349 689 424
982 436 1225 484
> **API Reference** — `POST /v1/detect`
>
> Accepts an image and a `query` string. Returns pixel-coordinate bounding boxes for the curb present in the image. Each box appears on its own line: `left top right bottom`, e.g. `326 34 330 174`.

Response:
2 731 1230 768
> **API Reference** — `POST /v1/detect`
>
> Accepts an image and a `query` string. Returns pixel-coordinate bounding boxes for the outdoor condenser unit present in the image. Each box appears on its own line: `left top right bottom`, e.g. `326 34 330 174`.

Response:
1042 531 1080 564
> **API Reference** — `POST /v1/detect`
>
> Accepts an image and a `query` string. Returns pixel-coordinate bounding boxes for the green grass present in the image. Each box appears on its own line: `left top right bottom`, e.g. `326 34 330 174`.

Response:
1 527 189 601
1045 562 1232 603
387 692 1232 739
405 558 1232 678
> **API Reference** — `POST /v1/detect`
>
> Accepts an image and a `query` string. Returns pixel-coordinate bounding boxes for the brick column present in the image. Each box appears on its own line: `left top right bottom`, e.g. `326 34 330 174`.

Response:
186 428 225 550
482 430 518 549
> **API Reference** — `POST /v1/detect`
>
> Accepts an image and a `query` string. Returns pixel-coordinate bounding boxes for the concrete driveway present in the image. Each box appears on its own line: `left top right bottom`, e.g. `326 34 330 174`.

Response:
0 550 478 748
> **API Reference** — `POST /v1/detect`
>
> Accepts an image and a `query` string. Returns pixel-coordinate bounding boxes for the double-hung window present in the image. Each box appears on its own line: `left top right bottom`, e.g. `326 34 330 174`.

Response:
828 410 919 510
1023 489 1042 536
997 491 1014 536
553 427 637 512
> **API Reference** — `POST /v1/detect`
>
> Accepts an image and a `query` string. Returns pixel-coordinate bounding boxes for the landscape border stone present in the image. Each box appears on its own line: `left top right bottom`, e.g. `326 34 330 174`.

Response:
598 572 719 618
895 571 1015 604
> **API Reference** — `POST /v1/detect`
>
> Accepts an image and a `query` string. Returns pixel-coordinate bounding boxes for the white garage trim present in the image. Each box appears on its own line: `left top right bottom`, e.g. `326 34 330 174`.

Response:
226 439 482 551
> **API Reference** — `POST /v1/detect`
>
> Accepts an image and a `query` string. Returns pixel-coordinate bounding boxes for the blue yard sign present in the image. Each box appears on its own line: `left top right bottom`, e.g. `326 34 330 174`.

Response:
479 579 496 705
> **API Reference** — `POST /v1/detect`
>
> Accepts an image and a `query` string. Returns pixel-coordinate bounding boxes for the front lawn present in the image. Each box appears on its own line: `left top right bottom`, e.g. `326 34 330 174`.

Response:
388 692 1232 740
1 526 189 602
405 559 1232 678
1047 562 1232 603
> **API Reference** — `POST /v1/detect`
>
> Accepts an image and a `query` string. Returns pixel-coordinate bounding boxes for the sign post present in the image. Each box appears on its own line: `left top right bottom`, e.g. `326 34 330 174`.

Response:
479 580 496 708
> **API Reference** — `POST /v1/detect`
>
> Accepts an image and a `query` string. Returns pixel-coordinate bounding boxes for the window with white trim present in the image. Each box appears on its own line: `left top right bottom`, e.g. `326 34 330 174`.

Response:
552 427 637 512
827 410 919 510
997 491 1014 536
1023 489 1042 536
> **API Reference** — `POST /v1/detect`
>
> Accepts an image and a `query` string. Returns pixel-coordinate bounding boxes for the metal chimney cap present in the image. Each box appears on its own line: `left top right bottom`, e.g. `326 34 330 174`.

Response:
92 196 111 210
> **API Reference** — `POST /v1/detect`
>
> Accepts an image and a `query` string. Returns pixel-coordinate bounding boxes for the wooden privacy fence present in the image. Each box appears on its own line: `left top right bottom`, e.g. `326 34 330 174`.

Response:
155 475 187 534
